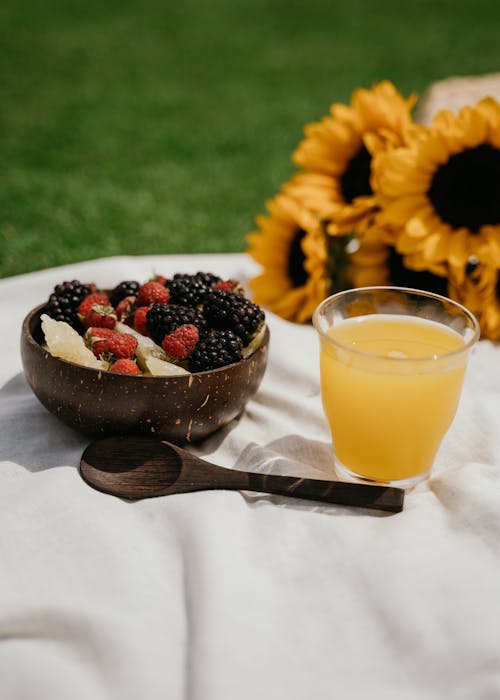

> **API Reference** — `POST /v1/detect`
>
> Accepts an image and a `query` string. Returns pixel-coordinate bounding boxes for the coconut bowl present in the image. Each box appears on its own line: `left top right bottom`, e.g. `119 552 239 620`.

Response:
21 303 269 444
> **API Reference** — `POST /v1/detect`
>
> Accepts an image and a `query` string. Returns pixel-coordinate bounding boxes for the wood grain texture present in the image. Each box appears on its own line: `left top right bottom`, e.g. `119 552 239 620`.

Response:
80 436 405 513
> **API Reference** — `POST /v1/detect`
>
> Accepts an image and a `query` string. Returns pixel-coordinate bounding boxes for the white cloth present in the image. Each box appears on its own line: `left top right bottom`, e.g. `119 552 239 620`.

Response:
1 253 500 700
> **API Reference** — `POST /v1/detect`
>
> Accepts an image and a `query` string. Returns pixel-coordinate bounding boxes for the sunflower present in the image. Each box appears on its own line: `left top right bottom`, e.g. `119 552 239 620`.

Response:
346 240 449 293
292 80 416 240
374 97 500 273
280 173 388 288
449 258 500 341
246 191 329 322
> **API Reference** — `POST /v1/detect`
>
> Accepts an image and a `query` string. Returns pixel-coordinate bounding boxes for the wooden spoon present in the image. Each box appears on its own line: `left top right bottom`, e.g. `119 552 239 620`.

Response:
80 436 404 513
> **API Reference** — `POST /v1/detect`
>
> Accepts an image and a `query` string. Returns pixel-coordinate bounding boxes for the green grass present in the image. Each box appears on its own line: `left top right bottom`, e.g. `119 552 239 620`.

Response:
1 0 500 277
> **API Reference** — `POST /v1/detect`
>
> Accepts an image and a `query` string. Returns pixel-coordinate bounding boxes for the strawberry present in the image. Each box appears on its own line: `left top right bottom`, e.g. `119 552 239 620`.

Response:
84 304 117 329
78 292 110 320
136 281 170 306
162 324 199 360
133 306 150 336
115 295 136 323
109 358 142 375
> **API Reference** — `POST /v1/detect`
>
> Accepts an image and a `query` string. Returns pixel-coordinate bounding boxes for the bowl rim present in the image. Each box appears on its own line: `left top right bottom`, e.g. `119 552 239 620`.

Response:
22 302 270 380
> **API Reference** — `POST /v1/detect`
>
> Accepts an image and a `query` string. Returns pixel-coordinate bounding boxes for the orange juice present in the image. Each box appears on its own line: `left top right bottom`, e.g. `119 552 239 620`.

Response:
320 314 468 483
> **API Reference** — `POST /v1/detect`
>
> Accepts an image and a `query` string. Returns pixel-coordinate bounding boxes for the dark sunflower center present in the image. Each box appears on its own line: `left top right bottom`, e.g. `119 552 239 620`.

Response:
288 228 308 287
388 249 448 296
428 144 500 232
340 144 373 204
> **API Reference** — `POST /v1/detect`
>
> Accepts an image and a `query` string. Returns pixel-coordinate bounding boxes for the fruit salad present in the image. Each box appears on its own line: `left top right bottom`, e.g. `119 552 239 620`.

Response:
40 272 266 376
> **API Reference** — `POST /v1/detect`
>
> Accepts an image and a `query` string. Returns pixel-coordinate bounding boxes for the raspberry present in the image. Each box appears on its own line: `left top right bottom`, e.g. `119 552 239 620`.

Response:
212 280 234 292
162 324 199 360
150 274 167 286
133 306 150 336
106 332 138 359
189 330 243 372
86 328 137 359
146 303 207 346
202 290 265 344
78 292 110 319
213 279 244 294
115 295 136 323
109 280 140 307
86 326 116 340
109 358 142 375
136 281 171 306
84 304 117 329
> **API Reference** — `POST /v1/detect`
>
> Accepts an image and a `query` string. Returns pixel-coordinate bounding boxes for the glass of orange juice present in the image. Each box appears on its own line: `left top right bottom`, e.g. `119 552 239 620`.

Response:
313 287 480 487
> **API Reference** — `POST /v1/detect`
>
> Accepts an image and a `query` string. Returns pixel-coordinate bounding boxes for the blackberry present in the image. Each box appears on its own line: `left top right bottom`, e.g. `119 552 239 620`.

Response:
146 303 207 346
202 289 265 345
43 279 93 330
167 274 213 307
109 280 140 307
189 330 243 372
192 271 222 287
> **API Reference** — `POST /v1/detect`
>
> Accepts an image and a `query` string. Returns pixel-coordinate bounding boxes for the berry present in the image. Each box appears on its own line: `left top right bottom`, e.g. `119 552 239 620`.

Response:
43 280 94 330
162 324 199 360
167 273 213 307
212 280 234 292
109 358 142 375
213 279 245 295
192 271 222 287
115 295 136 323
202 290 265 344
136 281 171 306
84 304 117 329
189 330 243 372
86 326 116 340
85 326 117 357
133 306 150 336
146 303 207 346
78 292 110 319
106 332 138 359
150 274 167 286
109 280 140 307
86 328 137 359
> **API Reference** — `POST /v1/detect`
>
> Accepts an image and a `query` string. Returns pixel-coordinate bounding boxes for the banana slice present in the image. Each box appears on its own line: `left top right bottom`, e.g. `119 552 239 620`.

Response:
41 315 107 370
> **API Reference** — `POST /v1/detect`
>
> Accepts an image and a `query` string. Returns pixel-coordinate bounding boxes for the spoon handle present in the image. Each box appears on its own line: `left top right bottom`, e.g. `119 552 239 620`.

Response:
242 472 404 513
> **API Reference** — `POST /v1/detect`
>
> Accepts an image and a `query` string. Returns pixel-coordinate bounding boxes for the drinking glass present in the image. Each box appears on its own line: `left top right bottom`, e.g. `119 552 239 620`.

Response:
313 287 480 487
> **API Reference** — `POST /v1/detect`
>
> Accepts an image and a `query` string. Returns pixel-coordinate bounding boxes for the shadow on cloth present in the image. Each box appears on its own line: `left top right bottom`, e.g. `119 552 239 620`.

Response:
2 374 396 516
235 436 392 518
0 373 87 472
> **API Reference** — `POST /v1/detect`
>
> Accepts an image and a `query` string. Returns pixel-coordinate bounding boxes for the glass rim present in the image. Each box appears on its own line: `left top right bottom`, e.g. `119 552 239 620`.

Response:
312 286 481 362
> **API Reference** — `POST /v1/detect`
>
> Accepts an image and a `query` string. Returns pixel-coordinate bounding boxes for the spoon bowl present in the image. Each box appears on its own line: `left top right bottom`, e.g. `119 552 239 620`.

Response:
80 436 405 513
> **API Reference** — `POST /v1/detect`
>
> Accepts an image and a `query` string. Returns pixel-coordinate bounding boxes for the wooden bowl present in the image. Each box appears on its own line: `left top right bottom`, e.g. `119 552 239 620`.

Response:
21 304 269 444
